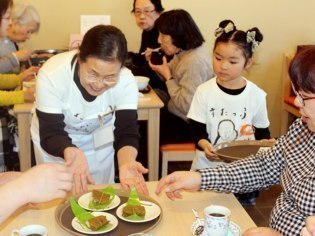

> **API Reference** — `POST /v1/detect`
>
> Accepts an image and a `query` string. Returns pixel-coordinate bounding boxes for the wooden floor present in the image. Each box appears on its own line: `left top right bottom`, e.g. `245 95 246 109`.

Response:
168 161 282 227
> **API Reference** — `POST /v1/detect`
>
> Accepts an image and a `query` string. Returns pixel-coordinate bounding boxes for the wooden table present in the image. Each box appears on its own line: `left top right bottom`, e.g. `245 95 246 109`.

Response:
0 182 256 235
13 89 164 180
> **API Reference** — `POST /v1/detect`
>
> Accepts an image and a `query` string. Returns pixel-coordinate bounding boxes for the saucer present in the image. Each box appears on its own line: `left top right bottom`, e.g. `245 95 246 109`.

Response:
191 219 241 236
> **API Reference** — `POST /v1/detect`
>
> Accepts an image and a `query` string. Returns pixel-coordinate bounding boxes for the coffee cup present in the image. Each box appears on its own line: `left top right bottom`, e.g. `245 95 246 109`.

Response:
22 80 36 91
204 205 230 236
11 224 48 236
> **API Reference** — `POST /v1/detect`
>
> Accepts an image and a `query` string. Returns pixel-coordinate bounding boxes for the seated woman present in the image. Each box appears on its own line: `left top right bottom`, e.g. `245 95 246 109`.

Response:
0 67 38 106
148 9 214 144
0 1 38 170
128 0 167 90
0 3 40 73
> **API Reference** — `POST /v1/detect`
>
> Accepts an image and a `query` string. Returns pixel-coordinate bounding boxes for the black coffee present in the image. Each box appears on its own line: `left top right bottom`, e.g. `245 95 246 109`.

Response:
209 213 225 217
25 234 43 236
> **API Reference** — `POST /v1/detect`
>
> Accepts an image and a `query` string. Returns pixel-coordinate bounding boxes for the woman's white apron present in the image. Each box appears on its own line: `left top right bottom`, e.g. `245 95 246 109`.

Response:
33 61 116 184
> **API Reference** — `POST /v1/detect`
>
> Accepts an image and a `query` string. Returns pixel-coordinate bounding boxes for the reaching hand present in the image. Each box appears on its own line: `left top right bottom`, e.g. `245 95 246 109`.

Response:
64 147 95 193
15 48 33 62
18 163 73 204
155 171 201 200
301 216 315 236
119 161 149 196
0 171 22 185
20 66 39 82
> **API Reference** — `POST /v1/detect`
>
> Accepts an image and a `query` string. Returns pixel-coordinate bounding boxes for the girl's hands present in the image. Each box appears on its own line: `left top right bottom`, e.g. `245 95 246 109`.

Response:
148 56 172 81
198 139 221 161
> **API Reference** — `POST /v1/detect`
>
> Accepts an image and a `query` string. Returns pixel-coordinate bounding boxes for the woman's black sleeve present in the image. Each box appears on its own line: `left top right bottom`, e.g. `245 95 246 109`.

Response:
189 119 210 151
36 109 75 158
113 110 140 151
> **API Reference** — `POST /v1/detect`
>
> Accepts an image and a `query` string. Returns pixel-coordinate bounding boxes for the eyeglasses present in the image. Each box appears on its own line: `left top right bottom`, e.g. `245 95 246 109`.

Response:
291 81 315 106
84 74 119 86
134 9 156 16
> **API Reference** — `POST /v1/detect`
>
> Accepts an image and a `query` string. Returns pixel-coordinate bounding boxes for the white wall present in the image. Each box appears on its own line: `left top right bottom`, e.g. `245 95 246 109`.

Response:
16 0 315 137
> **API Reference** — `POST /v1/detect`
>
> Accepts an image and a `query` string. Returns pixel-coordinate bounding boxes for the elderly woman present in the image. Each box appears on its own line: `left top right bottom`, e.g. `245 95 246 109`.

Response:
0 3 40 73
31 25 148 195
0 2 39 105
128 0 166 90
156 46 315 236
149 9 214 144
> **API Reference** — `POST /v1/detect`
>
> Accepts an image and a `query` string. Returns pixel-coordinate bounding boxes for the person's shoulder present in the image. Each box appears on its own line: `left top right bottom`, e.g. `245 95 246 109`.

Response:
246 79 266 96
184 45 211 64
196 77 216 94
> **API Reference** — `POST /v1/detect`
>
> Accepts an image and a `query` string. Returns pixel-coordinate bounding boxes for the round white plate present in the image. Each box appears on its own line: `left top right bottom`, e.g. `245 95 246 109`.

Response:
191 219 241 236
78 192 120 211
72 212 118 235
116 200 161 223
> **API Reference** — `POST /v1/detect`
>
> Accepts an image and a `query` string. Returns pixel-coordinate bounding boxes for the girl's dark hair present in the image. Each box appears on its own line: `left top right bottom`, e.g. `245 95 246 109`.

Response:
155 9 205 50
289 46 315 93
78 25 128 66
131 0 164 13
0 0 13 25
214 19 263 63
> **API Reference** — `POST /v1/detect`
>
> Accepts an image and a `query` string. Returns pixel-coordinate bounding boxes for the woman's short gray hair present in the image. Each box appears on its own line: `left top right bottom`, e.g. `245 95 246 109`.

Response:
12 4 40 33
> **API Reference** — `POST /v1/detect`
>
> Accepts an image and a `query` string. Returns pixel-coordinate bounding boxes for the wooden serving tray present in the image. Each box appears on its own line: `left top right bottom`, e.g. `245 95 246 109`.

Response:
213 140 274 162
55 189 163 236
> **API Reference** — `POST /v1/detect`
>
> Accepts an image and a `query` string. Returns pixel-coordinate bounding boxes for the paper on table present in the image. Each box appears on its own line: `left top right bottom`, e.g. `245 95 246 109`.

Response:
80 15 111 35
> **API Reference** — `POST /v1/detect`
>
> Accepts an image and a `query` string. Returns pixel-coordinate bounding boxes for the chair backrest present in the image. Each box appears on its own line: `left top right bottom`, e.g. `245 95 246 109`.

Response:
282 52 296 106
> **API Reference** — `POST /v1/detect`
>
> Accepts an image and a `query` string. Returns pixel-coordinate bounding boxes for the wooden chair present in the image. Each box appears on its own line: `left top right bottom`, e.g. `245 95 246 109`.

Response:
160 142 196 177
280 52 300 135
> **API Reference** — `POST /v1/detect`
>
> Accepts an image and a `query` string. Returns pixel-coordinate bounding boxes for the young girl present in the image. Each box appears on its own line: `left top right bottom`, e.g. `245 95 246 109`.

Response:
187 20 271 205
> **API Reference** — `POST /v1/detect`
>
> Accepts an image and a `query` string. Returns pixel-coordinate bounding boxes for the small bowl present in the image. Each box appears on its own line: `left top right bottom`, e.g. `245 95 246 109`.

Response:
135 76 149 90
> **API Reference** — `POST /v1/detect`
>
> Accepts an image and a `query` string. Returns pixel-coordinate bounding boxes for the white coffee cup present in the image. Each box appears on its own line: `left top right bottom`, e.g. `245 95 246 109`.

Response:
11 224 48 236
22 81 36 91
204 205 230 236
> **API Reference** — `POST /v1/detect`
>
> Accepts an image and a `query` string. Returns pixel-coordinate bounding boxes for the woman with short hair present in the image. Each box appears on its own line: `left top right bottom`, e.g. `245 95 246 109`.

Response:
149 9 214 144
0 3 40 73
31 25 149 195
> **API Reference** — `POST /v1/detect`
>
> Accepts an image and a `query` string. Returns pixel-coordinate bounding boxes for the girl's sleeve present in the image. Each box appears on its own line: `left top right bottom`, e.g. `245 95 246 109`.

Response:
189 119 209 150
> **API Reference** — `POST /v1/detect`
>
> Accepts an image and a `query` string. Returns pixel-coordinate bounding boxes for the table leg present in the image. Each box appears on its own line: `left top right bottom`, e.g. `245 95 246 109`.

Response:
147 108 160 181
16 113 32 172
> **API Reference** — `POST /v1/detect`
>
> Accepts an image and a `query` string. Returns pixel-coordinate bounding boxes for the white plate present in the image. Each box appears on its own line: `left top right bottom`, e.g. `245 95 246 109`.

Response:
191 219 241 236
72 212 118 235
116 200 161 223
78 192 120 211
